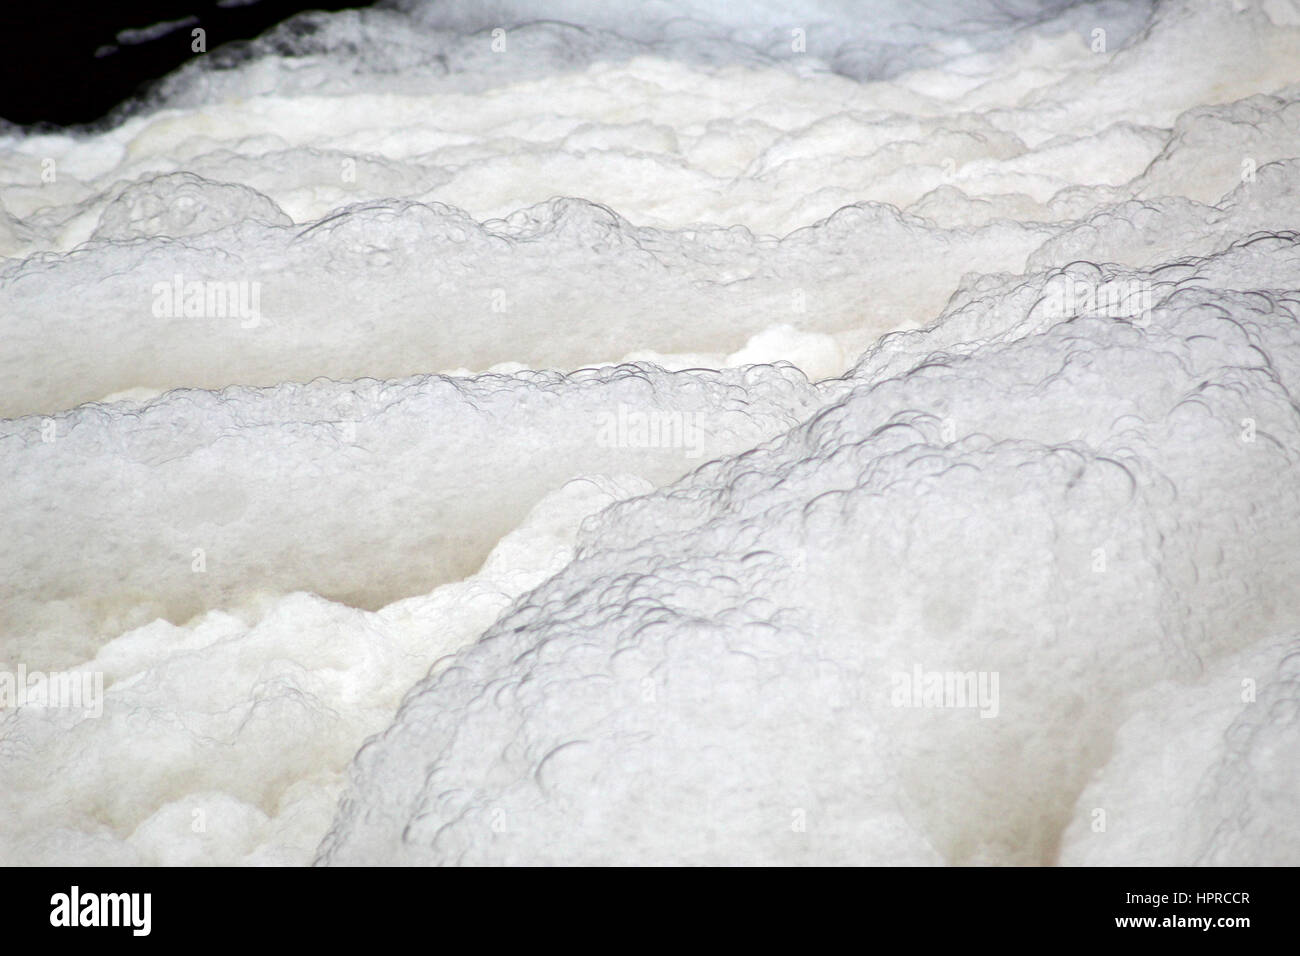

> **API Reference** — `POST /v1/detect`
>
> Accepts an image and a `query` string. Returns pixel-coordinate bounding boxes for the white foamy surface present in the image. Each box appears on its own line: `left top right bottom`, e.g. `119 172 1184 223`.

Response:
2 0 1299 865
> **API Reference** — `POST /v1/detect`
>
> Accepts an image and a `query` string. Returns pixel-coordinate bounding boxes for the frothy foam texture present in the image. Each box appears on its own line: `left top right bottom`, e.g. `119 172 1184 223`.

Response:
2 0 1299 865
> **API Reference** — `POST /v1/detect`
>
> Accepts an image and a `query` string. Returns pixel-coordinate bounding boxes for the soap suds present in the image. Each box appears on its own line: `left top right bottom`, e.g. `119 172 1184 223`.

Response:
2 0 1299 865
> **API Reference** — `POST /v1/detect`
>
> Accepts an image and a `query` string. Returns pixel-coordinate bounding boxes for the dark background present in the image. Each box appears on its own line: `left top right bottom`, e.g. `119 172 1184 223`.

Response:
0 0 378 128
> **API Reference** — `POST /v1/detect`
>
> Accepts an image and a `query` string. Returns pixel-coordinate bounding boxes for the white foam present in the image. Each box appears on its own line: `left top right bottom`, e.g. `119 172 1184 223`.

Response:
2 0 1299 865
